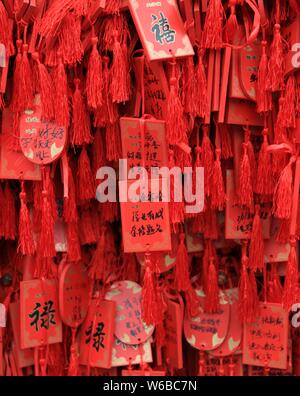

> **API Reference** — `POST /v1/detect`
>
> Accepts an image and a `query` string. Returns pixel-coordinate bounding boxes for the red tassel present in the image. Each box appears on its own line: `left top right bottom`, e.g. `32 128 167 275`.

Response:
92 129 106 175
53 56 69 128
202 126 214 198
267 24 286 92
219 124 233 159
0 2 9 50
11 40 23 114
273 157 295 219
58 13 83 65
249 205 264 272
204 257 219 313
100 201 119 223
105 123 122 162
255 129 274 196
79 208 97 245
225 0 238 42
20 43 34 109
202 0 224 49
185 286 201 317
211 149 226 210
71 79 93 146
4 183 16 240
183 56 198 118
166 59 186 145
257 40 272 113
203 202 219 240
86 36 103 110
68 329 78 376
283 238 298 310
142 252 158 326
77 147 95 202
239 142 254 209
174 233 190 292
195 49 208 118
275 218 291 244
238 252 257 323
268 263 283 303
64 166 78 223
39 179 56 258
105 0 121 14
281 75 297 129
18 182 35 256
109 31 130 103
89 228 106 281
32 52 54 121
169 150 185 232
66 222 81 262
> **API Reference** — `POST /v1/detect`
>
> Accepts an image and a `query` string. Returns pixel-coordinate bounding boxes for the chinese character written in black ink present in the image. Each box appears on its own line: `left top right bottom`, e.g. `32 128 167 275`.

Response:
151 12 176 45
29 300 56 332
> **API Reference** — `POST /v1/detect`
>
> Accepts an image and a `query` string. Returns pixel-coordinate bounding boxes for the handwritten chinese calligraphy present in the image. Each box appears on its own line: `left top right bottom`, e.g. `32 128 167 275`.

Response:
85 322 106 352
29 300 56 332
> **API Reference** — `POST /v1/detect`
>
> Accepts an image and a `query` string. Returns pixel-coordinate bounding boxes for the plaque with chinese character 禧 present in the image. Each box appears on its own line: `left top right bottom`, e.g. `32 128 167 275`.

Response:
120 117 168 177
243 303 289 370
105 281 154 344
79 299 116 369
119 179 171 253
19 95 66 165
128 0 194 61
20 279 62 349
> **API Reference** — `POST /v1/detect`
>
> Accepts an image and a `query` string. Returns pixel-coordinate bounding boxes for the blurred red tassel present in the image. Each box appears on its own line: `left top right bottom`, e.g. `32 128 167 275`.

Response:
255 129 274 196
239 142 254 209
105 123 122 162
92 129 106 175
283 239 298 310
202 0 224 49
169 150 185 232
105 0 121 14
86 36 103 110
89 228 106 281
249 205 264 272
219 124 233 159
204 257 219 313
257 40 272 113
273 157 295 219
225 0 238 42
58 13 83 65
64 166 78 223
211 149 226 210
202 126 214 198
267 24 286 92
0 2 9 50
53 56 69 128
39 175 56 258
175 233 190 292
66 222 81 262
78 147 95 202
142 252 158 326
71 79 93 146
4 183 16 240
79 208 97 245
18 182 35 255
238 252 256 323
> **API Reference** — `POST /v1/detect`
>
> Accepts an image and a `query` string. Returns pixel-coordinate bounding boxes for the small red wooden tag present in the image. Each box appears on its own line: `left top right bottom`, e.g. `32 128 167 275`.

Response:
243 302 289 370
20 279 62 349
59 262 90 327
79 299 116 369
105 281 154 345
128 0 194 62
19 95 66 165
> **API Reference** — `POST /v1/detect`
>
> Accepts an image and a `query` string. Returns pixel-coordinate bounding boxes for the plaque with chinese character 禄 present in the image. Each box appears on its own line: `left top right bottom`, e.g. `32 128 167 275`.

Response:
20 279 62 349
128 0 194 61
243 303 289 370
79 299 116 369
19 95 66 165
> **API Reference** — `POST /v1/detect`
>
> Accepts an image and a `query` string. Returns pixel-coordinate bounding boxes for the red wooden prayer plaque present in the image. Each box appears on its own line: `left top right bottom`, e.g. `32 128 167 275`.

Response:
184 291 230 351
0 108 41 180
119 179 171 253
20 279 62 349
128 0 194 62
243 302 289 370
120 117 168 177
164 298 183 369
19 95 66 165
105 280 154 344
59 262 90 327
79 299 116 369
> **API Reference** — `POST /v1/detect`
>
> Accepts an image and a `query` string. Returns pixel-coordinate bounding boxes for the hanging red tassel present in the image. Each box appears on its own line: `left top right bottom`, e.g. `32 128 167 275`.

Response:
281 75 297 129
11 40 23 114
185 286 201 317
183 56 198 118
0 2 9 50
105 122 122 162
64 166 78 224
219 124 233 159
267 24 286 92
39 173 56 258
58 12 83 65
273 157 295 219
282 238 298 310
166 59 186 146
195 49 208 118
109 31 130 104
257 40 272 113
255 128 274 196
71 79 93 146
53 55 69 128
211 148 226 210
202 0 224 49
249 205 264 272
239 141 254 209
20 42 34 109
174 233 191 292
68 328 79 376
169 150 185 232
32 52 54 121
105 0 121 14
202 126 214 198
77 147 96 202
142 252 158 326
79 207 97 245
4 183 16 240
18 182 35 256
225 0 238 42
66 222 81 262
89 227 107 281
203 201 219 240
204 257 219 313
238 251 256 323
86 36 103 110
92 129 106 175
